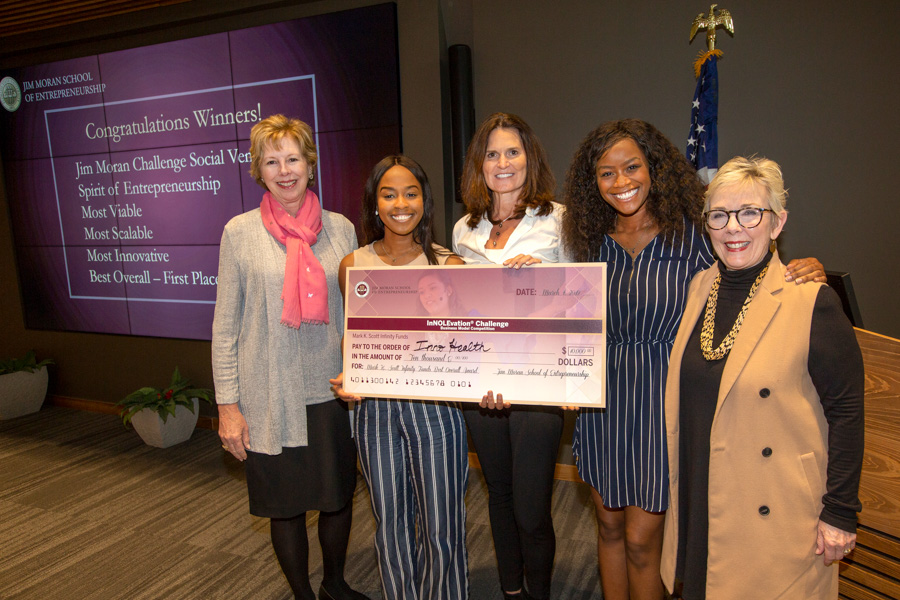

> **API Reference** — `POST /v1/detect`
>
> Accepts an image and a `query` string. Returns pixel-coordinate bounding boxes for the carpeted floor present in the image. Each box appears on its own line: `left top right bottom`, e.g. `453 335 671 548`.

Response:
0 407 602 599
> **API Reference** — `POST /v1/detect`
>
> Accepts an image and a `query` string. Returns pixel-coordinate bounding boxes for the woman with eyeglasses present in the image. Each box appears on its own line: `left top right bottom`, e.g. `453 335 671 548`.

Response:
660 156 864 599
562 121 826 600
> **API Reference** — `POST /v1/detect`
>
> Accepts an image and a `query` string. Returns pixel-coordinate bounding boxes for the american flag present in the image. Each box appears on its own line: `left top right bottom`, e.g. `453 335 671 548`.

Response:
686 54 719 185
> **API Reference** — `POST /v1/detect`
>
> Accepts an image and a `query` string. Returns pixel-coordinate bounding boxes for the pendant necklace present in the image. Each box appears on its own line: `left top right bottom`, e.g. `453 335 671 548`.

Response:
379 240 418 263
615 218 654 255
489 213 520 247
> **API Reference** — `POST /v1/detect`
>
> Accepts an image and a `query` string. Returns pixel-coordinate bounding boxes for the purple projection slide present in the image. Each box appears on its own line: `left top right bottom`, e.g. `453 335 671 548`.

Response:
0 4 400 340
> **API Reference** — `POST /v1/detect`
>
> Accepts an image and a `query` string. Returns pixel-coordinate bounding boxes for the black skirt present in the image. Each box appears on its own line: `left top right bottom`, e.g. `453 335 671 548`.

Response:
244 399 357 518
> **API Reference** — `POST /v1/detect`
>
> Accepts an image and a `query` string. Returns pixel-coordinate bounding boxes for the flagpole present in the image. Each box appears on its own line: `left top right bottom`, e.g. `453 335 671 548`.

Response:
686 4 735 186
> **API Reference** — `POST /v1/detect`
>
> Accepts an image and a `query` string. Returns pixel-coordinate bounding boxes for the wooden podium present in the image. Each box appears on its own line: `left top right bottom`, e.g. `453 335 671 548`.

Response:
839 329 900 600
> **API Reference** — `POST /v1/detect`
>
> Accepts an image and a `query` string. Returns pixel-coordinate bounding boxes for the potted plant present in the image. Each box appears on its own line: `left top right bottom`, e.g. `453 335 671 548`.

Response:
0 350 54 419
117 367 214 448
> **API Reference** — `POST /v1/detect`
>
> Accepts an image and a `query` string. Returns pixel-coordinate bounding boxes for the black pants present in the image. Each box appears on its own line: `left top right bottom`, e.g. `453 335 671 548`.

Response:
464 404 563 599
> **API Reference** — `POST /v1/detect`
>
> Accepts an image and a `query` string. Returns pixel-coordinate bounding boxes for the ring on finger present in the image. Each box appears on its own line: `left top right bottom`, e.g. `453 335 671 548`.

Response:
843 548 852 555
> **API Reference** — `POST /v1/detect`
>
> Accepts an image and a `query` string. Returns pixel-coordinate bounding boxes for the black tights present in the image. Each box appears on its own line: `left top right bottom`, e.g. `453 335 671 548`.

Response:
270 498 356 600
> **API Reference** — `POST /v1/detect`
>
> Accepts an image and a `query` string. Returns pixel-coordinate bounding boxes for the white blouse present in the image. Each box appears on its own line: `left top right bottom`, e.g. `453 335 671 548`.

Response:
451 201 567 265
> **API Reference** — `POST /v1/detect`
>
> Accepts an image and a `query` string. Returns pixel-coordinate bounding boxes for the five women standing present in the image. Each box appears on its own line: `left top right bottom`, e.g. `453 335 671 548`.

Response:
215 113 844 600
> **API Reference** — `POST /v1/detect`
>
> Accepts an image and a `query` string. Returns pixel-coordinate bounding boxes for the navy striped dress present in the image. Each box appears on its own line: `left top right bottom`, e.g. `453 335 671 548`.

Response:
573 222 713 511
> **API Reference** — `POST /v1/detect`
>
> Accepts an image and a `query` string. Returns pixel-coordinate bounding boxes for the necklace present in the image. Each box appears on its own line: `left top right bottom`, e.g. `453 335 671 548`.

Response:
700 265 769 361
622 239 644 254
613 219 655 255
378 240 419 263
489 212 521 247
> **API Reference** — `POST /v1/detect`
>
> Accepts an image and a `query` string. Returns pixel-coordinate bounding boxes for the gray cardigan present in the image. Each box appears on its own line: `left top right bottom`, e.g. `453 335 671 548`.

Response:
211 207 357 455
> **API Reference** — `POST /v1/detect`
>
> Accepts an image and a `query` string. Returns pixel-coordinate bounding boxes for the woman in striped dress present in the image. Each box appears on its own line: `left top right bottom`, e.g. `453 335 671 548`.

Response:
330 155 469 600
562 119 824 600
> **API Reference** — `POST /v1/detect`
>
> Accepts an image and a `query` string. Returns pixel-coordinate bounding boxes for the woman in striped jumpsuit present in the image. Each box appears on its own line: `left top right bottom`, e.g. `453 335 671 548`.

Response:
331 155 469 600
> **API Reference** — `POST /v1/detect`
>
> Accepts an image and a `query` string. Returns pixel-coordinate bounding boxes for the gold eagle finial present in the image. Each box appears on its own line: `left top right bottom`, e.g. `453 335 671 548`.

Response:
690 4 735 51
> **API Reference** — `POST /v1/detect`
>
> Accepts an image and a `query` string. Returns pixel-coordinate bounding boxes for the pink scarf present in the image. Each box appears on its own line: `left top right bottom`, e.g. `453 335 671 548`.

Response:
260 190 329 326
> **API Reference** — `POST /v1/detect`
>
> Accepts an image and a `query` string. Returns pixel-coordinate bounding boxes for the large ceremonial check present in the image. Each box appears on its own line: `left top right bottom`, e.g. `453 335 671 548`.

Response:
343 263 606 407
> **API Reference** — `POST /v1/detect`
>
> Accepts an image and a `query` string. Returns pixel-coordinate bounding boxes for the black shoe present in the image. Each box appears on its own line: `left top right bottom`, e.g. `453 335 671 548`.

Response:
318 584 372 600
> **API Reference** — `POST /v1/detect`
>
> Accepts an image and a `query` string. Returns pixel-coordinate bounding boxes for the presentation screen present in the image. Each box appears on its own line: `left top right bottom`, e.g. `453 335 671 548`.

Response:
0 3 401 340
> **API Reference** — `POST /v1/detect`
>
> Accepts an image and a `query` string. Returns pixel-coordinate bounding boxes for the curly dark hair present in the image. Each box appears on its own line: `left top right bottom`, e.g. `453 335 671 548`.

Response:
460 112 555 228
360 155 452 265
562 119 705 262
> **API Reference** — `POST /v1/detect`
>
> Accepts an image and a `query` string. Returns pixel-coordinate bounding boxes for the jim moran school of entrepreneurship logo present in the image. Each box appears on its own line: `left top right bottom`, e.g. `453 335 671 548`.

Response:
1 76 22 112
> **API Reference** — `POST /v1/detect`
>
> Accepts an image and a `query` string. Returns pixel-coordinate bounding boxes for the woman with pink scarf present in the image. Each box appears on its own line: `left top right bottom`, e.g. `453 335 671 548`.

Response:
212 115 369 600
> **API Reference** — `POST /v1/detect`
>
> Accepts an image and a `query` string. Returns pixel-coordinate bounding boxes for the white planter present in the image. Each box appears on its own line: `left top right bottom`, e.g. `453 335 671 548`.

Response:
130 398 199 448
0 366 49 419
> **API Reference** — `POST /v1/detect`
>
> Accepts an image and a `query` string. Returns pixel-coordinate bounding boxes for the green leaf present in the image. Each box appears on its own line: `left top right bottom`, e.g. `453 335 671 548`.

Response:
118 367 215 428
0 350 53 375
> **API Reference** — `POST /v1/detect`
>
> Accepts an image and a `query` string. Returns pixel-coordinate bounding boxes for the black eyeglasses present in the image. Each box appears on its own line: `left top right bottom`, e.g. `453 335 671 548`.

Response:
704 207 775 230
